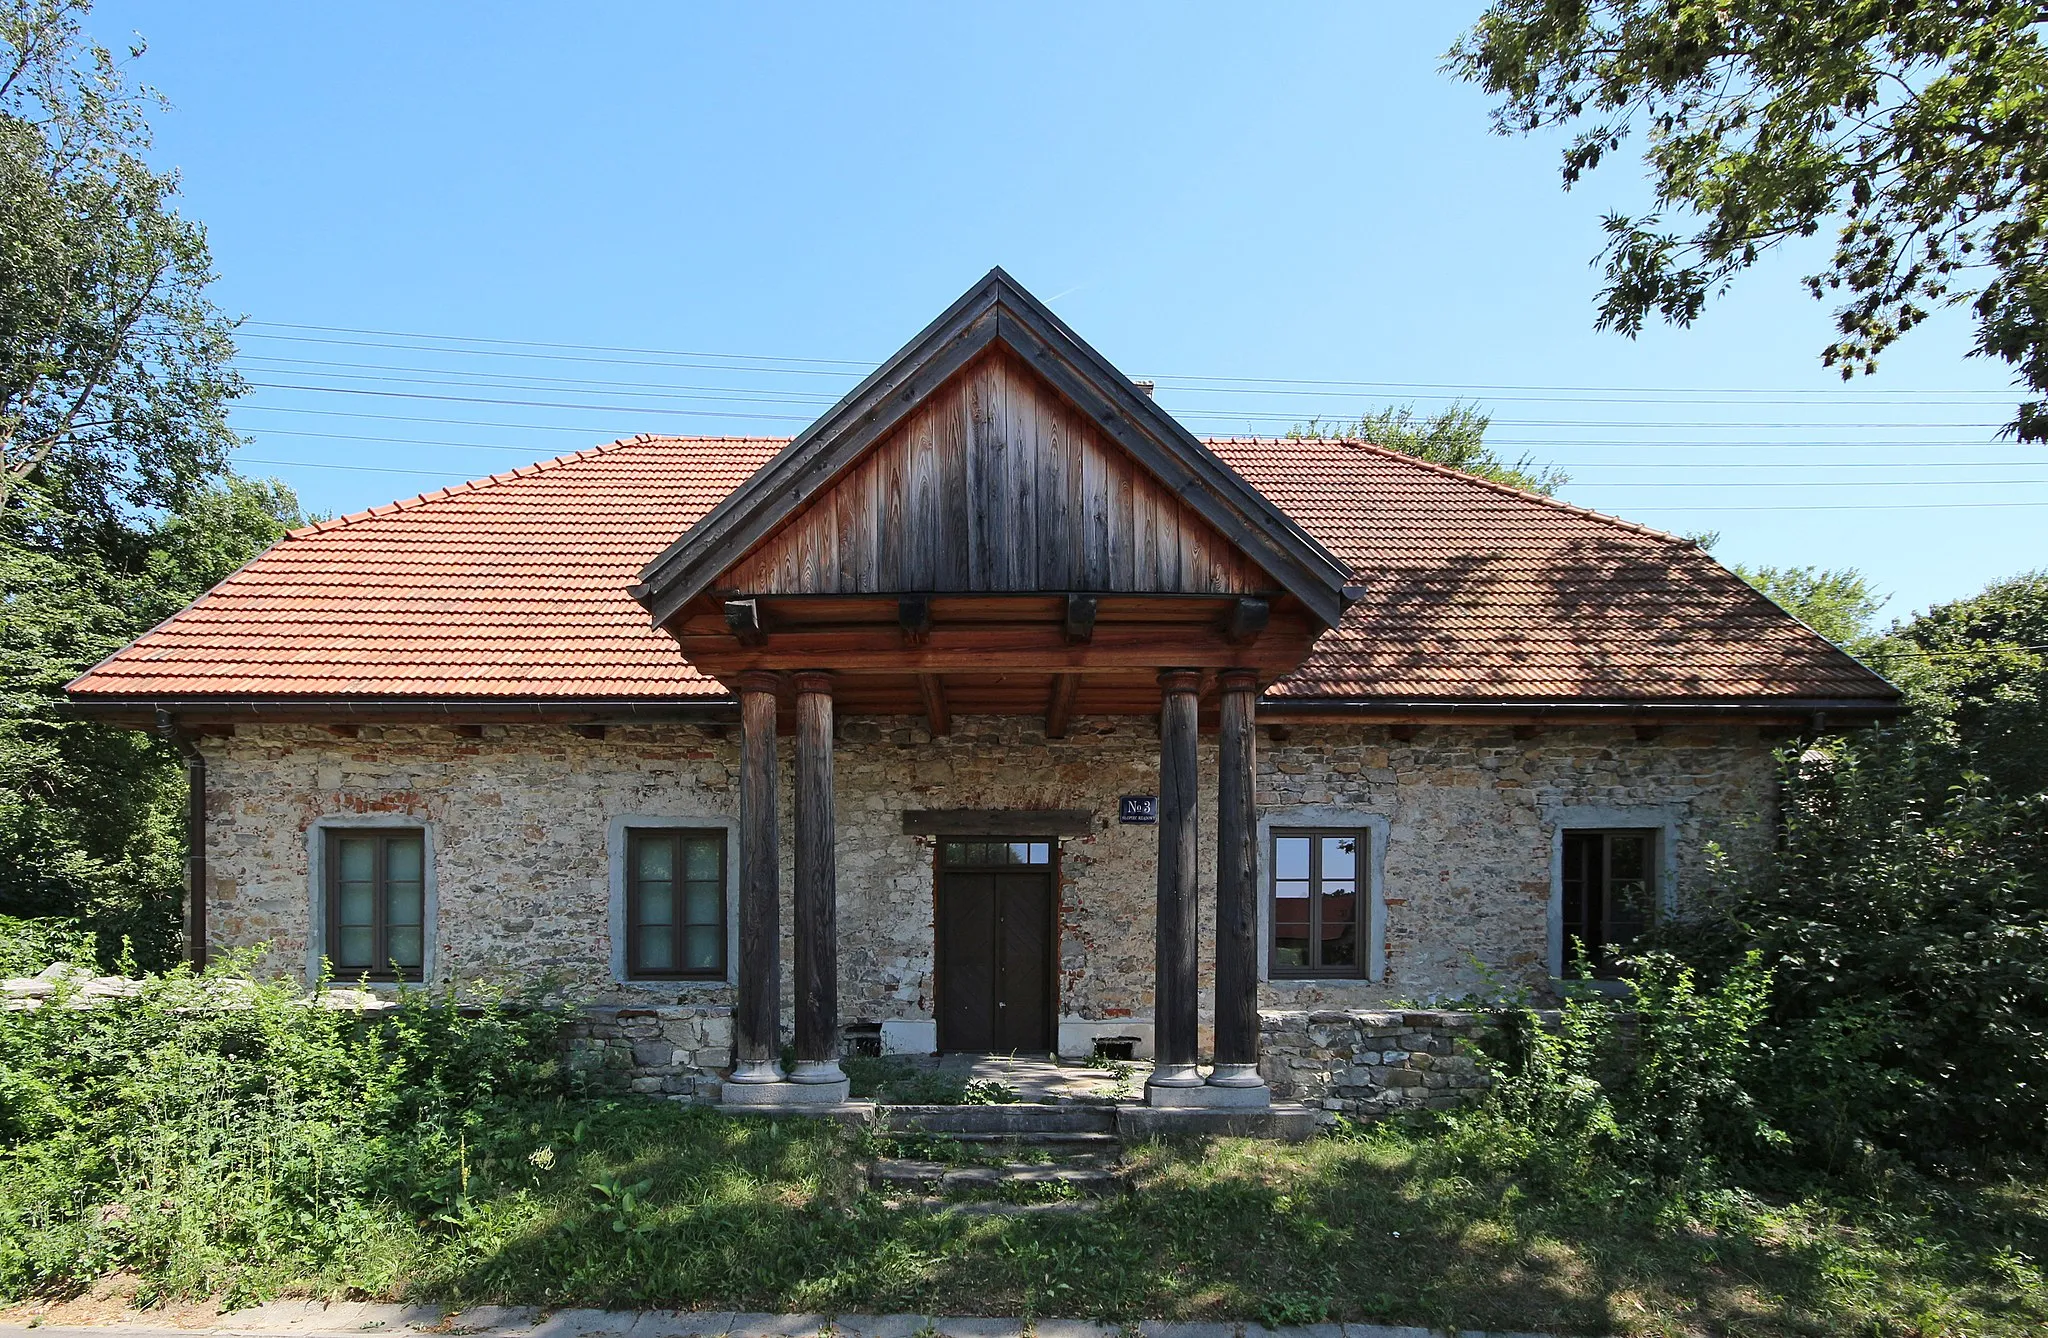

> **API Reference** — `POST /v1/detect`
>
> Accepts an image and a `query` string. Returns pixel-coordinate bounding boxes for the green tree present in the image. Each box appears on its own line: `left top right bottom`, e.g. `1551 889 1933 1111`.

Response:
0 1 289 966
1290 402 1569 495
1874 569 2048 798
1734 563 1888 652
2 0 242 522
1450 2 2048 439
0 477 296 966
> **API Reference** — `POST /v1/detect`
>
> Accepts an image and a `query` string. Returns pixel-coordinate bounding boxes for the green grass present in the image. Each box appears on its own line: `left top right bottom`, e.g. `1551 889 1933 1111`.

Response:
840 1056 1018 1106
18 1098 2037 1336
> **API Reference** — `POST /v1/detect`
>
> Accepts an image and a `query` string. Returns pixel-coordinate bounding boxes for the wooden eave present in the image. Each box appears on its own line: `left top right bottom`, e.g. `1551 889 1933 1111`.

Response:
631 268 1357 630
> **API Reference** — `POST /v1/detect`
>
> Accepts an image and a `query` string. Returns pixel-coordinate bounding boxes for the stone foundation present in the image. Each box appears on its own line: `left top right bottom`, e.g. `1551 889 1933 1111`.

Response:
561 1004 732 1101
1257 1007 1541 1123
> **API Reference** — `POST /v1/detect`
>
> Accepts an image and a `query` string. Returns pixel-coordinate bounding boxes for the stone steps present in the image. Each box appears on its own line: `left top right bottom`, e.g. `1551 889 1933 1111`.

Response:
874 1104 1117 1135
868 1158 1124 1197
924 1130 1120 1149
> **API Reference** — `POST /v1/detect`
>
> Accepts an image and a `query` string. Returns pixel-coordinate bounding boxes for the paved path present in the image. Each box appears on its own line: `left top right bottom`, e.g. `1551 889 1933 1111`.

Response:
0 1300 1566 1338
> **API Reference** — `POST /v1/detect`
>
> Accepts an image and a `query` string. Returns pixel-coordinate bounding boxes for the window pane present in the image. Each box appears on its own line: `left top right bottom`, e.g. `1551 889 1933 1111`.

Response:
1606 833 1653 949
1007 842 1030 864
385 836 423 882
683 924 721 970
1610 833 1650 883
683 881 719 926
385 880 423 927
335 925 375 968
638 882 675 927
635 836 675 882
682 837 719 880
1029 842 1049 864
337 836 375 883
337 881 375 927
1321 835 1357 882
387 925 423 969
1322 914 1358 967
1273 834 1311 968
941 842 969 864
638 925 674 970
1561 832 1596 946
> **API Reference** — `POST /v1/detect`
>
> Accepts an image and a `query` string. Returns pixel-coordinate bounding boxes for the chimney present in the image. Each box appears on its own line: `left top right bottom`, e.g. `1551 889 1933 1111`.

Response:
1131 378 1156 399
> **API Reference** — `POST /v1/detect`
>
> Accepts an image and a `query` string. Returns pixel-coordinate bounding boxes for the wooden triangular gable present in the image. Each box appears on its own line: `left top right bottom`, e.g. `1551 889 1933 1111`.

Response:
633 269 1355 628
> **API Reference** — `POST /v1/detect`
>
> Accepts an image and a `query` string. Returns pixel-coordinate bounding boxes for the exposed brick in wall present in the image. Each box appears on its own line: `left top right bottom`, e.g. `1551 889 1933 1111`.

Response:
198 718 1776 1056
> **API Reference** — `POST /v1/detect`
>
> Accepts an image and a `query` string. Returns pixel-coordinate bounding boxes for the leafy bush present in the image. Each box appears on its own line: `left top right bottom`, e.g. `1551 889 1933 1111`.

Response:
0 955 572 1300
0 914 97 978
1659 734 2048 1172
1465 951 1780 1197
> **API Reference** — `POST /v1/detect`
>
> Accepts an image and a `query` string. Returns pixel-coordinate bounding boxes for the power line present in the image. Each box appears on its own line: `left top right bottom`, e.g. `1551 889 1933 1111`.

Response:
232 329 869 378
234 318 2025 399
239 379 2009 431
236 428 2046 468
227 454 2048 509
241 319 877 368
231 350 2019 411
1580 478 2048 488
237 353 846 404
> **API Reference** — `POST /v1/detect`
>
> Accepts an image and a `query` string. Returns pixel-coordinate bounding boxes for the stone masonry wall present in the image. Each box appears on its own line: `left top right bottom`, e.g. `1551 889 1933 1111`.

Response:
1259 1008 1524 1124
561 1004 732 1101
199 717 1778 1063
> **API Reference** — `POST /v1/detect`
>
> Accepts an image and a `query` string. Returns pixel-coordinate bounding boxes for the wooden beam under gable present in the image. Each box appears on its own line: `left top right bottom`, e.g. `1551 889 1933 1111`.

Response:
899 595 932 647
1224 596 1270 645
918 673 951 736
1045 673 1080 738
1064 593 1098 644
724 598 766 647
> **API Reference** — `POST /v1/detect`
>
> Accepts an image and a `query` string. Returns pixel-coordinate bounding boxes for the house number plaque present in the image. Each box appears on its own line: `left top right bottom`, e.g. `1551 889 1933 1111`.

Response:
1119 795 1157 824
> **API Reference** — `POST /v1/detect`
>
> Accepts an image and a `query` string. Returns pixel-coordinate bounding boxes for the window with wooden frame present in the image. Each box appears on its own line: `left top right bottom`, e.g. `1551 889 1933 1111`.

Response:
1269 829 1367 978
625 828 727 979
1561 829 1658 977
324 829 426 981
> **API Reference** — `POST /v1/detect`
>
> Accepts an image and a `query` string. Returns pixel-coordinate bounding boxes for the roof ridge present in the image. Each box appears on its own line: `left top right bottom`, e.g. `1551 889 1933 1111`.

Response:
1202 435 1694 549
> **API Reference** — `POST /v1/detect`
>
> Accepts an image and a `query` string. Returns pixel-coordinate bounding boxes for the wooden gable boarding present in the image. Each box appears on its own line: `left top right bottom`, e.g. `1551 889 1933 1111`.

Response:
632 270 1357 722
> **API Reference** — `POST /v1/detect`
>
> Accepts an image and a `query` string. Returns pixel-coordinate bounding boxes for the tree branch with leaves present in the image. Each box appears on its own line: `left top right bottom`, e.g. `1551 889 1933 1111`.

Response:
1449 1 2048 439
0 0 243 524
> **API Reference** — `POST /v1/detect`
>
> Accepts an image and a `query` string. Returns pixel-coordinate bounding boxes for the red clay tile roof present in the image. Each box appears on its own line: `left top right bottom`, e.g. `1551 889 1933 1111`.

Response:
66 433 1896 707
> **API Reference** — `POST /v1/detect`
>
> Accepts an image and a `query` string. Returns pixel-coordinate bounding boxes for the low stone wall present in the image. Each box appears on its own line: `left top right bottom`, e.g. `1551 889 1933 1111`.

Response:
562 1004 732 1102
1257 1007 1540 1123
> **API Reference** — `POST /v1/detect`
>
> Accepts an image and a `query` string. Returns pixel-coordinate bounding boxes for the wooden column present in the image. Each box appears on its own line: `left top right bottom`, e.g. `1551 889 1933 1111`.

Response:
1211 669 1265 1087
730 671 783 1085
1150 668 1204 1091
790 670 843 1084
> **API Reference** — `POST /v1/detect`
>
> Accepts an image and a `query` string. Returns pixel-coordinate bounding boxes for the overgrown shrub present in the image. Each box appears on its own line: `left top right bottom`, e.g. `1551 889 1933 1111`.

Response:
1464 951 1780 1197
0 914 96 978
0 955 573 1300
1659 733 2048 1172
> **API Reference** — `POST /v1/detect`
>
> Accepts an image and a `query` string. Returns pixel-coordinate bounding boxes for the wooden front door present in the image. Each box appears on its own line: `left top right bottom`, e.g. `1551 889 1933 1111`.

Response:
934 840 1055 1053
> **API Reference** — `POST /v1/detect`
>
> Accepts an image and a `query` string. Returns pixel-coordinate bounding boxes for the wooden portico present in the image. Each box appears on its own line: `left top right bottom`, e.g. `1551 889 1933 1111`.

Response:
633 270 1356 1107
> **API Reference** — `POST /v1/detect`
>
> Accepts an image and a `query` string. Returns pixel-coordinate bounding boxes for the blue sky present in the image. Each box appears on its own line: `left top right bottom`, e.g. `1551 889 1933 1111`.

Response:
100 1 2043 620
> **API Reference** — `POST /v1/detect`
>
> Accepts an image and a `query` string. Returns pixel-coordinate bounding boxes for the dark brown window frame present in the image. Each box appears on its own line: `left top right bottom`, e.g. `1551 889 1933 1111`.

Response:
1268 827 1369 980
1560 827 1660 979
322 827 427 982
624 827 730 981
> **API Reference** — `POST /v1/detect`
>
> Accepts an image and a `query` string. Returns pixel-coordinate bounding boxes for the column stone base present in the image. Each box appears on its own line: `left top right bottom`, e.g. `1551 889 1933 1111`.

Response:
1146 1078 1272 1109
722 1077 852 1107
